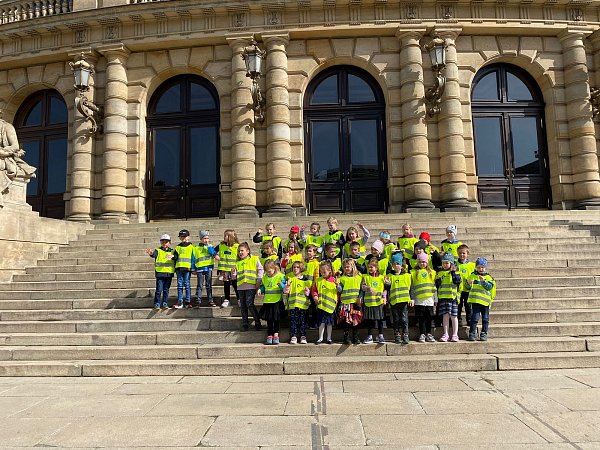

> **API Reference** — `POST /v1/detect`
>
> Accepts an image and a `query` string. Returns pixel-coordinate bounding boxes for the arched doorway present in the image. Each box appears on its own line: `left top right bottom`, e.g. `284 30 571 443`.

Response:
304 66 388 213
146 75 220 220
471 64 551 209
15 90 68 219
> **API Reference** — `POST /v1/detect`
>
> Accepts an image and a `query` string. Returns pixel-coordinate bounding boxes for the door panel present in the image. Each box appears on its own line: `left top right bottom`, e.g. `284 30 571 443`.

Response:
188 126 220 217
148 128 184 219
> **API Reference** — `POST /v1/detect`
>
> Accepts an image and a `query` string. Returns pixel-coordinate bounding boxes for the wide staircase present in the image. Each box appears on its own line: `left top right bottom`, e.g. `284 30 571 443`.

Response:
1 211 600 376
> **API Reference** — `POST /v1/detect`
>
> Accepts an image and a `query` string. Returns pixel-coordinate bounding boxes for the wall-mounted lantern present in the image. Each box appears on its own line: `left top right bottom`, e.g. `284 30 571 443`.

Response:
423 37 447 117
70 53 103 135
241 40 266 125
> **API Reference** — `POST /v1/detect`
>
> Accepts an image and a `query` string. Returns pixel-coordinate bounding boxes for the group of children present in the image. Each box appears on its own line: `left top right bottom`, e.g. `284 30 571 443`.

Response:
146 218 496 345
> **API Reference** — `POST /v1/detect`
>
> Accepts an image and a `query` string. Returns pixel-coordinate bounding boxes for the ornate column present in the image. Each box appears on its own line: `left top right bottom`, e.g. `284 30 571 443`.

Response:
434 27 477 211
559 28 600 209
226 34 260 217
262 32 294 217
98 43 130 222
68 50 96 222
397 27 435 211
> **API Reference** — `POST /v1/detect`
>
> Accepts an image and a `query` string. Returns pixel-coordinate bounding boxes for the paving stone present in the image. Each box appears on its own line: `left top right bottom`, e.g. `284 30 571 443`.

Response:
502 390 572 414
463 372 591 390
414 390 521 414
342 378 471 393
0 382 122 397
0 418 73 446
539 411 600 442
284 392 425 415
146 393 289 416
0 397 47 418
225 380 344 393
539 388 600 411
111 381 232 395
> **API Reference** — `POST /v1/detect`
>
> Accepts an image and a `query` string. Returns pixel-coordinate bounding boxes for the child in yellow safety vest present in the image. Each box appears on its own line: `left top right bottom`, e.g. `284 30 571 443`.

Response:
281 240 303 277
193 230 219 307
397 223 418 262
173 229 194 309
253 222 282 258
342 223 370 259
215 229 239 308
435 252 462 342
337 258 364 344
259 240 280 269
412 252 437 343
303 244 321 329
440 225 464 260
346 241 367 274
323 217 345 258
300 222 324 254
283 261 312 344
456 244 476 327
385 251 412 345
361 258 387 344
312 260 338 344
145 233 175 310
234 242 263 331
467 257 496 342
379 231 397 262
258 260 286 345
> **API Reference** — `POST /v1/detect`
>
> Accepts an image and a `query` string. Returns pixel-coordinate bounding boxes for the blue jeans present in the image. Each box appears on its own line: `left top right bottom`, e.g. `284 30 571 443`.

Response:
195 269 213 303
154 276 172 306
176 270 192 304
469 303 490 335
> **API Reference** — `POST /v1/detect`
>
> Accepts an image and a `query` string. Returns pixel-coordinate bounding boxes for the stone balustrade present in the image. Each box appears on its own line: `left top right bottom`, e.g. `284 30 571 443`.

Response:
0 0 71 24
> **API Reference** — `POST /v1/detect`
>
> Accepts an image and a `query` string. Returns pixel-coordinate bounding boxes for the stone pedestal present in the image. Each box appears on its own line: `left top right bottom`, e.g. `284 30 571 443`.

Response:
1 179 33 213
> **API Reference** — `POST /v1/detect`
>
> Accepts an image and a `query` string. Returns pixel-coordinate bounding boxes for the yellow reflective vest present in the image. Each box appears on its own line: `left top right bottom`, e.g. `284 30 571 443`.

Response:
441 240 463 258
261 235 282 254
262 272 285 304
284 253 304 276
304 234 324 249
457 260 476 292
217 243 239 272
235 256 260 286
154 247 175 275
388 273 412 305
467 273 496 307
287 276 311 310
316 277 338 314
383 243 397 261
412 269 437 300
397 236 418 259
303 258 320 283
362 274 385 307
260 254 279 269
339 274 362 304
174 243 194 270
324 230 344 256
194 244 214 270
436 270 459 300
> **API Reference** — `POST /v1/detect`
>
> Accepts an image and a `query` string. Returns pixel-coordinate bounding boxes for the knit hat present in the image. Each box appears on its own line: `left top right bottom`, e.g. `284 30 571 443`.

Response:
199 230 209 239
442 252 455 265
446 225 457 235
419 232 431 242
159 234 171 241
391 251 404 265
414 239 427 251
475 257 488 267
379 231 391 240
290 225 300 233
371 240 384 254
417 253 429 262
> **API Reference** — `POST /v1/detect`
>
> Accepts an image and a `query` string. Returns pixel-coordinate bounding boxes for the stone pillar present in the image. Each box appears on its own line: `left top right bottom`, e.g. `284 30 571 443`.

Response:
225 34 260 217
98 43 130 222
559 29 600 209
262 32 295 217
68 50 96 222
435 27 477 211
397 27 435 211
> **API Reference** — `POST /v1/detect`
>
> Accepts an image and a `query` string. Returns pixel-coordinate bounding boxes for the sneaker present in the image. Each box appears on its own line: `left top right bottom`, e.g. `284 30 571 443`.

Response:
418 334 426 343
468 333 477 341
402 333 410 345
161 303 169 309
326 339 333 345
426 334 436 342
273 335 280 345
316 338 323 345
300 336 308 344
266 336 273 345
352 335 361 345
173 302 184 309
394 334 402 344
440 333 449 342
153 303 160 310
451 334 459 342
221 299 230 308
290 336 297 344
377 334 385 344
208 300 217 307
363 335 374 344
479 332 488 341
184 303 193 309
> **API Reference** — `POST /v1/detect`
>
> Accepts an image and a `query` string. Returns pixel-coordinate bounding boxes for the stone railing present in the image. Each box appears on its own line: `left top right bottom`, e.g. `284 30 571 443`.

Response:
0 0 71 24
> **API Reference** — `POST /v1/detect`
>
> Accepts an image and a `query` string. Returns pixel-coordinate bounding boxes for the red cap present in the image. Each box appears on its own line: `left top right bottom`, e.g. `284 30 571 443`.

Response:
419 232 431 241
290 226 300 233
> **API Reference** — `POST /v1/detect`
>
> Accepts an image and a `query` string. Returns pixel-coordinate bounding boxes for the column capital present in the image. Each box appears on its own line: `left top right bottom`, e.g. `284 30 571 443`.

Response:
431 25 462 42
396 26 427 43
96 43 130 59
557 27 593 44
261 32 290 46
226 33 256 50
588 29 600 49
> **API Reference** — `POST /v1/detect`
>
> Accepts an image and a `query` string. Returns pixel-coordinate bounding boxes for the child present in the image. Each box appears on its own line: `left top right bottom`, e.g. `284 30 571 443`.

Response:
397 223 418 261
258 260 286 345
146 233 175 309
361 258 386 343
323 217 345 257
312 261 338 344
259 240 279 268
365 239 391 276
467 257 496 341
173 229 194 309
283 226 304 253
215 229 239 308
253 223 282 258
342 223 370 258
284 261 312 344
435 252 462 342
457 244 475 326
235 242 263 331
303 244 321 328
323 243 342 276
347 241 367 274
385 251 412 344
193 230 218 307
281 240 303 276
338 259 364 344
419 231 442 270
301 222 324 253
379 231 397 261
408 239 427 270
441 225 463 259
412 252 437 342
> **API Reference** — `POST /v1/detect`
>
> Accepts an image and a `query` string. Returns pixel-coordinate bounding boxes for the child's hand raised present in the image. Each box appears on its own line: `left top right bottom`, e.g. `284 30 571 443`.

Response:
145 248 153 256
257 227 263 234
166 254 174 260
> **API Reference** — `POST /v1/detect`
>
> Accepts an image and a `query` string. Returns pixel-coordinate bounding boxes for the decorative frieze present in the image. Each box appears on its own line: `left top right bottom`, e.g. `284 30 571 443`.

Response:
496 1 507 24
471 1 482 23
47 26 60 47
569 7 584 22
153 12 167 36
375 0 386 24
203 8 215 32
324 0 335 26
99 18 121 41
350 0 361 25
440 4 455 21
520 3 531 23
228 6 249 30
264 3 284 28
178 10 191 33
298 0 311 27
402 3 419 21
130 14 144 38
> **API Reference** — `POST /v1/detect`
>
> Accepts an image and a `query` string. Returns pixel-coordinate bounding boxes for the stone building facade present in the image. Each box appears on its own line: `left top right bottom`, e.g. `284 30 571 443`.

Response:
1 0 600 222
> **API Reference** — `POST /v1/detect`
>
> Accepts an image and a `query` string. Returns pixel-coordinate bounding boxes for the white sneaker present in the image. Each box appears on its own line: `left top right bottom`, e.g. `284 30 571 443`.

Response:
300 336 308 344
418 334 426 343
221 299 230 308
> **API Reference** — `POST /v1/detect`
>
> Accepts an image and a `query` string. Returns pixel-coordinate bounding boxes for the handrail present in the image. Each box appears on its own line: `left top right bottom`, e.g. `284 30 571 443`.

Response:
0 0 72 25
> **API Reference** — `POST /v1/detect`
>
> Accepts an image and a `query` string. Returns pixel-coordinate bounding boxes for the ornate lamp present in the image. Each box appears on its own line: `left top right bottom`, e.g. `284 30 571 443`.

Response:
423 37 447 117
70 53 103 135
241 41 266 125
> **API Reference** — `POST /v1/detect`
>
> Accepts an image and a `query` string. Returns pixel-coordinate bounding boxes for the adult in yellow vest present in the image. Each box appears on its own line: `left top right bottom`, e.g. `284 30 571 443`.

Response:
173 229 194 309
467 257 496 342
235 242 263 331
146 233 175 309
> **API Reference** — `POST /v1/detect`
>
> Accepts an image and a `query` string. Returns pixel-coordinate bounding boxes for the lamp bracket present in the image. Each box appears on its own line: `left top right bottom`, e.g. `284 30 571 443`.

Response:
75 93 103 135
425 69 446 117
590 87 600 118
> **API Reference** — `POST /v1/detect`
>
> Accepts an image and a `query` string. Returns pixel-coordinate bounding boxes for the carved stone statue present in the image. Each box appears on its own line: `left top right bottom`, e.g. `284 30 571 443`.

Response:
0 116 37 207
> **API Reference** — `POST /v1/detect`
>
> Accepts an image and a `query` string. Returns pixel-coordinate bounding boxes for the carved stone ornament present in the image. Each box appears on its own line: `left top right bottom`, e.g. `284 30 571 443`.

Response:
0 116 37 208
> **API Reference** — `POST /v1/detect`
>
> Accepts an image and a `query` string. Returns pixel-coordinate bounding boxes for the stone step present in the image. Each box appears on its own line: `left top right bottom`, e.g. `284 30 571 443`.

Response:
492 297 600 311
0 337 588 361
496 352 600 370
495 276 599 288
0 288 151 300
500 285 600 299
